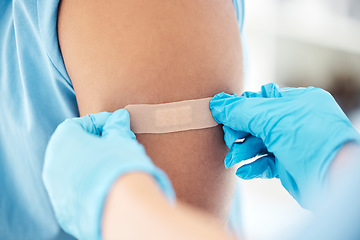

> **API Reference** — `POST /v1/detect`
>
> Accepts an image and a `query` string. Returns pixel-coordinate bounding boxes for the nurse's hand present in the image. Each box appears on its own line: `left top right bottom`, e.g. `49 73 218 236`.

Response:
210 83 360 209
42 109 174 240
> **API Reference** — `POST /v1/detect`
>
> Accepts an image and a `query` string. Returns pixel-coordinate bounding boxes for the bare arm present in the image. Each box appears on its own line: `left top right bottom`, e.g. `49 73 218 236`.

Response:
58 0 243 221
102 173 236 240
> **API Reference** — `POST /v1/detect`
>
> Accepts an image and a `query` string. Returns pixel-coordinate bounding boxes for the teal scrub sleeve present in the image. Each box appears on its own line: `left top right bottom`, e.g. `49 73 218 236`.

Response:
37 0 72 86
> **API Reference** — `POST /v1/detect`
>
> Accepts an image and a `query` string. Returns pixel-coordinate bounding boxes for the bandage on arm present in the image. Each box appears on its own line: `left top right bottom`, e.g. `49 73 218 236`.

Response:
58 0 243 222
125 98 218 134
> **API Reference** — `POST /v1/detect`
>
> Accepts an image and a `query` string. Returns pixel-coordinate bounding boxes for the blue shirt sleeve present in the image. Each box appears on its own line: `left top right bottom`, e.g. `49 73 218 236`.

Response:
233 0 245 32
37 0 73 87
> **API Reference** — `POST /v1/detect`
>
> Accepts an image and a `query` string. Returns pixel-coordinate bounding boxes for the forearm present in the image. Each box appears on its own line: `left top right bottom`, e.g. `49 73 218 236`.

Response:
102 173 236 240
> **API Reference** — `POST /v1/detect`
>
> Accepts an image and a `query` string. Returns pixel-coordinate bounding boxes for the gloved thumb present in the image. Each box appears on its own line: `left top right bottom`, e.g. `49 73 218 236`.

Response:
102 109 136 140
236 153 277 180
224 135 268 169
210 92 285 140
50 112 111 144
74 112 111 136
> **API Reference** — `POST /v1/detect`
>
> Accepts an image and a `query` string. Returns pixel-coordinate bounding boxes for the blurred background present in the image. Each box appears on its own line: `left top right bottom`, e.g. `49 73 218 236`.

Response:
240 0 360 239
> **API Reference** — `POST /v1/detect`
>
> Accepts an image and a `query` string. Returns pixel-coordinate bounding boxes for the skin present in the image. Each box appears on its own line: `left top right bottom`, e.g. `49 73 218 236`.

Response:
102 173 237 240
58 0 243 222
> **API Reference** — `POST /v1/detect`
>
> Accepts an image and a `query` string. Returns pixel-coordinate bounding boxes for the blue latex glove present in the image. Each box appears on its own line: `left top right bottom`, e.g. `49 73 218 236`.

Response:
210 83 360 209
42 109 175 240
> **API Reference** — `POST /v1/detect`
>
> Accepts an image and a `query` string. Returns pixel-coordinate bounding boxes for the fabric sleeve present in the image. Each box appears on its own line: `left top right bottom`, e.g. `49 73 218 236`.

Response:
37 0 73 87
233 0 245 32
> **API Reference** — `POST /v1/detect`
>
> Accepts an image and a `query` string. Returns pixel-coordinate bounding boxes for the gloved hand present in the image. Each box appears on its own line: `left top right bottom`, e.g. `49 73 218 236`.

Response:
42 109 175 240
210 83 360 209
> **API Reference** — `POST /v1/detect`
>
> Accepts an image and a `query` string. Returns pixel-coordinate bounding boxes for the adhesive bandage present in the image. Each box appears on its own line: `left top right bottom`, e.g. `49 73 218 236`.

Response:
124 97 219 134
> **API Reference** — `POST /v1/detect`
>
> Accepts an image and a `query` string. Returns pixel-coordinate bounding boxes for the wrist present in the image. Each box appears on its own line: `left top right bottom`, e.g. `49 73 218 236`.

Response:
102 173 173 240
328 142 360 185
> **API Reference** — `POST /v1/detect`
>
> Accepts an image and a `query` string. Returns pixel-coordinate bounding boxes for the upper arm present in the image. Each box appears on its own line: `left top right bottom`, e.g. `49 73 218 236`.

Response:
58 0 243 221
58 0 243 115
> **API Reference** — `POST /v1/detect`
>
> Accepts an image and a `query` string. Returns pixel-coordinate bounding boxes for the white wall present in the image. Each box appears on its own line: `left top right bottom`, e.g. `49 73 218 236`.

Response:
240 0 360 239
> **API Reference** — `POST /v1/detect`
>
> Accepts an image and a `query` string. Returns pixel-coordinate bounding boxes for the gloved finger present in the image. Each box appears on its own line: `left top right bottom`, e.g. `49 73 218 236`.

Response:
260 83 283 98
102 109 136 140
87 112 112 135
242 83 312 99
241 90 262 98
214 84 284 99
223 125 249 149
52 112 109 140
278 86 316 98
262 84 317 99
71 112 112 135
210 93 285 139
236 154 277 180
241 83 282 98
224 135 268 168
